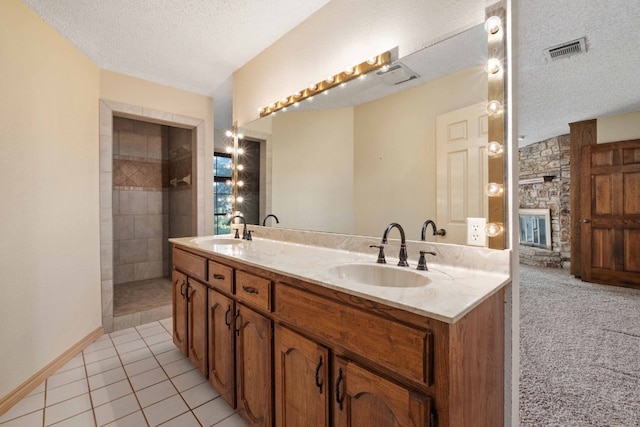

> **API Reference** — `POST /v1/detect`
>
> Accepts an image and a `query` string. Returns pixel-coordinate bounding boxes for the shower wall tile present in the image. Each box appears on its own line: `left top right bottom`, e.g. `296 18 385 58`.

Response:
134 215 164 239
113 190 120 215
114 264 134 285
133 261 164 282
114 117 134 132
147 192 164 215
119 239 148 264
134 120 162 137
147 136 163 160
114 215 134 240
119 131 148 158
148 238 164 262
120 191 148 215
102 280 113 315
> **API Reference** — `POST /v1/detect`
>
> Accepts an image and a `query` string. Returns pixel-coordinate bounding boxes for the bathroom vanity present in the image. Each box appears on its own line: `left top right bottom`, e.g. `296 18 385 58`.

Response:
170 234 509 427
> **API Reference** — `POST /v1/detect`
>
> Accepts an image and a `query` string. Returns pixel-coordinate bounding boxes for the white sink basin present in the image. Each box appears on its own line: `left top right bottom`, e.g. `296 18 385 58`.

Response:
327 263 430 288
190 236 244 245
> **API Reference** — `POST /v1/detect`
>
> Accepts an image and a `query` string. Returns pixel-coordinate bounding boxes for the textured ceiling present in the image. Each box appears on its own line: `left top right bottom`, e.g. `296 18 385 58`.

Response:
21 0 640 142
517 0 640 145
21 0 330 97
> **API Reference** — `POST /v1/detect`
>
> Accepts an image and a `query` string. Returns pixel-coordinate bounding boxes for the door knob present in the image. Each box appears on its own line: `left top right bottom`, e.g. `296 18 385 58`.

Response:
581 219 590 223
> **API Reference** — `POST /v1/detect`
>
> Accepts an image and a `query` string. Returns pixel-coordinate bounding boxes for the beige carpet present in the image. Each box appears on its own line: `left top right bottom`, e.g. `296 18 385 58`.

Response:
520 264 640 426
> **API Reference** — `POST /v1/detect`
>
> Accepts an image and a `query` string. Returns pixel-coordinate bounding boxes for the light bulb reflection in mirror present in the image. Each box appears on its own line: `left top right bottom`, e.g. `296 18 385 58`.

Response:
485 16 502 35
487 141 503 156
485 182 503 197
485 58 501 74
487 100 503 115
237 164 244 171
485 222 503 237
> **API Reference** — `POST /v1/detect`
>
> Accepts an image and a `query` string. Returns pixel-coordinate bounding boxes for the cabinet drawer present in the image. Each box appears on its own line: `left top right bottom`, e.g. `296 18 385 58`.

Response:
236 271 271 312
173 248 207 281
275 283 432 385
208 261 233 293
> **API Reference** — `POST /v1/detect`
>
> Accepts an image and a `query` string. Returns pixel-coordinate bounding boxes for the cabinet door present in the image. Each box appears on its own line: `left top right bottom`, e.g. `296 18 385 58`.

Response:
275 325 329 427
187 279 208 377
236 304 272 427
333 357 431 427
208 289 236 408
172 270 188 356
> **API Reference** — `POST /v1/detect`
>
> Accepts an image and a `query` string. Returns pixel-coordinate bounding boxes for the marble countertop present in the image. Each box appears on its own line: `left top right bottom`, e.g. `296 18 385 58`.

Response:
169 235 510 323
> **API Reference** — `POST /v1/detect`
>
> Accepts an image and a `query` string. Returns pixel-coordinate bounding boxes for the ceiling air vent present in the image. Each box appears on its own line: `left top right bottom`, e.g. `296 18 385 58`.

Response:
375 62 419 86
544 37 586 61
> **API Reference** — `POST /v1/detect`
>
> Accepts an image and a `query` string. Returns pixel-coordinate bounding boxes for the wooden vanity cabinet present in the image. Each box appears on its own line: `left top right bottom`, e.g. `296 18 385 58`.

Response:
172 248 208 377
235 303 273 427
274 325 329 427
333 357 431 427
208 288 236 407
172 245 505 427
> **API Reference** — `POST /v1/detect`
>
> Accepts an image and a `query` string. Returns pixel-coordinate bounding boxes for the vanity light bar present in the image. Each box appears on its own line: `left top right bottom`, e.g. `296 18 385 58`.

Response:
259 51 392 117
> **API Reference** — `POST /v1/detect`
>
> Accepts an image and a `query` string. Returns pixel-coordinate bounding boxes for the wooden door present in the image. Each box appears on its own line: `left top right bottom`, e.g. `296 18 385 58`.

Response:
274 325 329 427
208 289 236 408
172 270 188 356
236 304 272 427
333 357 430 427
436 102 489 245
187 278 208 377
581 141 640 287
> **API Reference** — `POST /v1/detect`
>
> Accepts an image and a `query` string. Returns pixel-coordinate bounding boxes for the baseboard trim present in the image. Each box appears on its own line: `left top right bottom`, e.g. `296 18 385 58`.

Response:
0 326 104 416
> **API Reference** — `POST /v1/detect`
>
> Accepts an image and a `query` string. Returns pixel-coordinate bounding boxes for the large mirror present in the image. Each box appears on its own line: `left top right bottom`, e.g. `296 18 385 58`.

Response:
238 19 505 245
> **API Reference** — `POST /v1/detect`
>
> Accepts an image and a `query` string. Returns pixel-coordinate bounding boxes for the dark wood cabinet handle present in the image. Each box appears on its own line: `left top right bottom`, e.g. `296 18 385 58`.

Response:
179 281 187 298
314 356 323 394
335 368 344 410
242 286 259 294
233 310 241 336
213 273 225 280
224 305 232 330
186 285 193 302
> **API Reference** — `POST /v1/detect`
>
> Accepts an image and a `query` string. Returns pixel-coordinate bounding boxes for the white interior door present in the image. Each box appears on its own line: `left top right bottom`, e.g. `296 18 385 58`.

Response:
436 102 489 245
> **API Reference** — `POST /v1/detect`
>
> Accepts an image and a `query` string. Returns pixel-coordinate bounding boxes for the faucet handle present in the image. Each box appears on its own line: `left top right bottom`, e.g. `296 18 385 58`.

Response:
234 228 240 239
245 230 253 241
417 251 436 271
369 245 386 264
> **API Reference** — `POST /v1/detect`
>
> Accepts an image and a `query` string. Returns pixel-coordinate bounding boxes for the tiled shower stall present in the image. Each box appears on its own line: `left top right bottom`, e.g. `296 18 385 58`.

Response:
111 117 194 329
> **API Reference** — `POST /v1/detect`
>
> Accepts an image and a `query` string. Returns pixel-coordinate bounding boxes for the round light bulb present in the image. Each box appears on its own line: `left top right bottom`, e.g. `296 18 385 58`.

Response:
258 107 264 113
367 56 378 65
237 133 244 140
269 103 276 109
485 16 502 35
237 180 244 187
485 222 503 237
380 64 390 72
487 141 503 156
237 148 245 155
293 91 301 98
487 100 503 115
237 164 244 171
485 58 501 75
281 96 289 104
344 66 355 75
225 130 233 138
308 83 317 91
236 196 244 203
307 96 314 102
326 75 335 84
225 197 232 203
225 179 231 186
225 146 233 153
485 182 504 197
282 107 288 112
294 102 300 108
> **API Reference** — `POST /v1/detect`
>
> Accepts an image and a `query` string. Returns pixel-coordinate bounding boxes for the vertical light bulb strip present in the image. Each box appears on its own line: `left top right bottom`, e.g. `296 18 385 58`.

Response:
486 3 507 249
231 121 239 215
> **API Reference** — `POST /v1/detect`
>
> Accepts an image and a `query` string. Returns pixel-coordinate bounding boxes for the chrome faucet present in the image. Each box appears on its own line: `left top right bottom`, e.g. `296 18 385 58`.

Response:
421 220 446 240
381 223 409 267
262 214 280 226
227 215 250 240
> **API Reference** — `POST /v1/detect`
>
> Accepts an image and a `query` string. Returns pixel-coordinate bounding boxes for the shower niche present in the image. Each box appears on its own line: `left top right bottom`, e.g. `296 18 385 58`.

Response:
111 116 195 329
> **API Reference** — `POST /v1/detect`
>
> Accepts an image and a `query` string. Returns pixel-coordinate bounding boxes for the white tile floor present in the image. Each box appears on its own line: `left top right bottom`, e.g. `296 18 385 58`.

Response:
0 319 248 427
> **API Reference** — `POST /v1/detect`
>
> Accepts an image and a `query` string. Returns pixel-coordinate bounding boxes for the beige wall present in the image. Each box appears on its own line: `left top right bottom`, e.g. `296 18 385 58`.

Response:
271 108 354 233
100 70 215 234
598 111 640 144
354 67 486 240
233 0 486 125
0 0 101 398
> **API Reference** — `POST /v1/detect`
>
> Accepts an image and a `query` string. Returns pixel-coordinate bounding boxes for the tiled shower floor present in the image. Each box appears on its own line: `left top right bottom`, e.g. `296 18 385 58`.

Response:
0 319 247 427
113 278 173 331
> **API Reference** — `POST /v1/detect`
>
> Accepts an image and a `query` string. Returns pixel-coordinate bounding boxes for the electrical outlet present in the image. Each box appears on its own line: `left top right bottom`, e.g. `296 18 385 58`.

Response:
467 217 487 247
